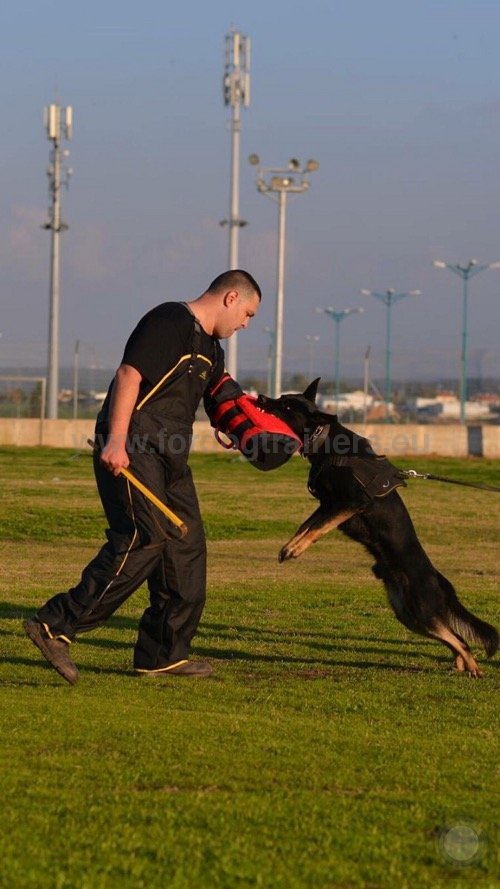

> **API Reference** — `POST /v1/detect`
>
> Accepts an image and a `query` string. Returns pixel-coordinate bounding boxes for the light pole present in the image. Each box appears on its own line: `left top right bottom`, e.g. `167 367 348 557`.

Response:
250 155 319 397
360 288 420 422
221 30 251 380
316 307 364 411
432 259 500 424
72 338 80 420
264 326 275 395
305 335 320 380
43 103 73 419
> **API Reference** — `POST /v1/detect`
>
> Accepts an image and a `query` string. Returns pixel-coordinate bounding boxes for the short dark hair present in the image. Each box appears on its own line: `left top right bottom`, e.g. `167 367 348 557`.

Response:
207 269 262 301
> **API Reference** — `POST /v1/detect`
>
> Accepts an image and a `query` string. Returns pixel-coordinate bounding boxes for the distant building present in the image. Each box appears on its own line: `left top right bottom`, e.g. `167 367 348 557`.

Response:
318 391 398 420
319 390 373 413
410 394 492 420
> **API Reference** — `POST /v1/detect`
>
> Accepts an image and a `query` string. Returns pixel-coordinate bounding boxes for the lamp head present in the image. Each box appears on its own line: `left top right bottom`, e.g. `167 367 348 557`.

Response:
306 159 319 172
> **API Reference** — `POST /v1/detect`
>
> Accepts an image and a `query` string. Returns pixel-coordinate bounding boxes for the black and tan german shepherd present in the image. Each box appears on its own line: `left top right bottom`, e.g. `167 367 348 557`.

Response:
257 379 498 676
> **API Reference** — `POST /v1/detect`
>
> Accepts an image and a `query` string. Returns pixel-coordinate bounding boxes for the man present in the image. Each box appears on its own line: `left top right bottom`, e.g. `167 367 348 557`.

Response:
24 270 261 684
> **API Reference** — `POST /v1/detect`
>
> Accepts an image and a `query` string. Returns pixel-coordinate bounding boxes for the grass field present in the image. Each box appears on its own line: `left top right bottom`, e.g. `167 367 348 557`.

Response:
0 447 498 889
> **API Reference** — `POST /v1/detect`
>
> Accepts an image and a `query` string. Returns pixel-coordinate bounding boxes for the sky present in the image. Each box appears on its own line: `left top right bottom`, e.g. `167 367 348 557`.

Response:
1 0 500 385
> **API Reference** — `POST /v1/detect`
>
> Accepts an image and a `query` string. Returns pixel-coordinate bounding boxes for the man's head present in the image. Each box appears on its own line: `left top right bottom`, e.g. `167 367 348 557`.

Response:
205 270 261 339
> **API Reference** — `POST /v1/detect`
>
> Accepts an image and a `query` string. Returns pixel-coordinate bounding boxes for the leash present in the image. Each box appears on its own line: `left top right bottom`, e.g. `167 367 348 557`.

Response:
399 468 500 494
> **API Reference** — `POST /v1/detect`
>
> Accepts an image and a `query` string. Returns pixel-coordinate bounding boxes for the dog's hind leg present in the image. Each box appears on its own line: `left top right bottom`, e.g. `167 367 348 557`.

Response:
429 622 483 678
279 505 360 562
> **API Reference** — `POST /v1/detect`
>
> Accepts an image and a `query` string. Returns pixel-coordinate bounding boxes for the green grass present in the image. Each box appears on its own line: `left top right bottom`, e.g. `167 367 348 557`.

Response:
0 448 499 888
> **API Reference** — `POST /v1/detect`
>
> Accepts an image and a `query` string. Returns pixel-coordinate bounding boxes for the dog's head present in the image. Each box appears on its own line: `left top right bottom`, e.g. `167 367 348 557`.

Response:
257 378 326 442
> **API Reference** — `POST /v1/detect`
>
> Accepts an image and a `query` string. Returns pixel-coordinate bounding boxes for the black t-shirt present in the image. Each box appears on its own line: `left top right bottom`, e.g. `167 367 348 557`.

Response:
99 302 225 425
122 302 202 385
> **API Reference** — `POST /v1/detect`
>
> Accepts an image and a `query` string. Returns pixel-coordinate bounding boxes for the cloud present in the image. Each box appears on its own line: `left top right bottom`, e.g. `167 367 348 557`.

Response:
419 97 500 123
0 205 46 281
66 222 130 280
239 227 279 277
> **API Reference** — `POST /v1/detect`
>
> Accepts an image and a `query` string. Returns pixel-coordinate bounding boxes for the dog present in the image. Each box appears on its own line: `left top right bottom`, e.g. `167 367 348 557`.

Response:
257 379 499 677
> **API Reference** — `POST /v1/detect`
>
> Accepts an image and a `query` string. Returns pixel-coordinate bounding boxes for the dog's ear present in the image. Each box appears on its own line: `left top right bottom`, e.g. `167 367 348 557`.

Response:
303 378 320 403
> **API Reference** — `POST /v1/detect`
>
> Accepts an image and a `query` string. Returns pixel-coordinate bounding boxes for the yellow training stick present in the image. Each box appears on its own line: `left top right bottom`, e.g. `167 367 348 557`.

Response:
87 440 187 538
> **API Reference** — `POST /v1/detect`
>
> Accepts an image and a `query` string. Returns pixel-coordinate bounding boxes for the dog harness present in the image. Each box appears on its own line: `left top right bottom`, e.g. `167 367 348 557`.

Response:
304 423 406 499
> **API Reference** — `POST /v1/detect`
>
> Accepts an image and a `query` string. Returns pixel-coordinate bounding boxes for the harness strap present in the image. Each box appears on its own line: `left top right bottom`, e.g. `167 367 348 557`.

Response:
182 301 211 375
187 317 202 375
308 453 406 500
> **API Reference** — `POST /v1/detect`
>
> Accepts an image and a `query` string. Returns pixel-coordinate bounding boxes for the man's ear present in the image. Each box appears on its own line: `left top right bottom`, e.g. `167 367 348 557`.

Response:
303 377 320 403
223 289 239 306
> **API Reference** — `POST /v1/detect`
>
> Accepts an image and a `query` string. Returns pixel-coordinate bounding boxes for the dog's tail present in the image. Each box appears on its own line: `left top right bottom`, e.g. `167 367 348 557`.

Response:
448 605 499 657
439 572 499 657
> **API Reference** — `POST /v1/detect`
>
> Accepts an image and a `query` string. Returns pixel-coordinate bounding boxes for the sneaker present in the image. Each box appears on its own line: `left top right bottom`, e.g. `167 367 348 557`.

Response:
23 619 79 685
136 659 213 678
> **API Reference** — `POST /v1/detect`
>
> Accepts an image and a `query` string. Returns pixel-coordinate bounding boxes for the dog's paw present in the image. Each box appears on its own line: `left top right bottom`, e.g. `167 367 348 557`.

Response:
453 653 483 678
278 546 293 563
467 667 484 679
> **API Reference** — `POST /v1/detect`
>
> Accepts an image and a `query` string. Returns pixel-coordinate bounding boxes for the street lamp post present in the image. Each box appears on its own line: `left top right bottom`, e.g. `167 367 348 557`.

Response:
72 338 80 420
360 288 421 422
432 259 500 424
221 30 251 379
316 307 364 411
250 155 319 397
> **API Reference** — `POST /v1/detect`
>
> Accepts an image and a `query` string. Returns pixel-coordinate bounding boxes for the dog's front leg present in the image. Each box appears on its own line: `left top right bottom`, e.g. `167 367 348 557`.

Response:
279 505 360 562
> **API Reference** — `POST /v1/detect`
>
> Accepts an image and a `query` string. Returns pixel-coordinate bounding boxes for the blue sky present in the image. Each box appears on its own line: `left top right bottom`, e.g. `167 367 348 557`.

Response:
1 0 500 383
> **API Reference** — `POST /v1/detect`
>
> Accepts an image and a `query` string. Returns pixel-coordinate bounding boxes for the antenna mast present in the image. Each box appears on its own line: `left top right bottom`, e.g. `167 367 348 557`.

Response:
43 103 73 418
222 30 250 379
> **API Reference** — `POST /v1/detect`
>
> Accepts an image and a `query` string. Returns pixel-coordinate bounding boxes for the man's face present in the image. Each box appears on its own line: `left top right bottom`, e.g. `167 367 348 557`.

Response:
215 291 260 339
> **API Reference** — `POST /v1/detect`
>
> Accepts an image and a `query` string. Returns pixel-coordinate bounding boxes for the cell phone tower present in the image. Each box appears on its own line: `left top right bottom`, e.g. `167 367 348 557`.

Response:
43 103 73 418
221 30 251 379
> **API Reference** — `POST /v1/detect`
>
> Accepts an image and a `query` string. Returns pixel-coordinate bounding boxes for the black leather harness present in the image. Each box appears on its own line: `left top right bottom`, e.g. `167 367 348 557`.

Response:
308 453 406 499
303 423 406 500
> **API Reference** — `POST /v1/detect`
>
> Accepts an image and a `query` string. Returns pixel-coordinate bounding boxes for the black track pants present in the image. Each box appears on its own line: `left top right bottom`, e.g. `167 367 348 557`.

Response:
36 451 207 669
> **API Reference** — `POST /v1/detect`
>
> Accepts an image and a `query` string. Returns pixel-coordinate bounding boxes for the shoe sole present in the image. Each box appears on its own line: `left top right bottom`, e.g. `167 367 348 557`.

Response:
23 620 79 686
137 666 213 678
